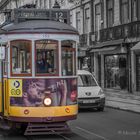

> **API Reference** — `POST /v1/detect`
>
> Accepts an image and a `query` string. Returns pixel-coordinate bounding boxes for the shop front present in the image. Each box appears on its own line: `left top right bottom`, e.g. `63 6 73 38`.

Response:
90 40 130 93
104 54 127 90
131 42 140 94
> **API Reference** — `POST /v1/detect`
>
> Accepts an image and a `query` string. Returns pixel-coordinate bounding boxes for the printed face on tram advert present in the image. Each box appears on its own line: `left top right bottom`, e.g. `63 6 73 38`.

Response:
10 78 77 107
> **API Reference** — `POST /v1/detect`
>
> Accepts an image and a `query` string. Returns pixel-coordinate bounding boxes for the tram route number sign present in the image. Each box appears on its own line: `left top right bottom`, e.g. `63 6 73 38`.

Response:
9 79 23 97
12 9 70 24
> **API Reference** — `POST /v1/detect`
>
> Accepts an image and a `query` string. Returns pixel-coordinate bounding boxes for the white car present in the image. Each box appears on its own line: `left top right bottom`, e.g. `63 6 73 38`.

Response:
78 70 105 111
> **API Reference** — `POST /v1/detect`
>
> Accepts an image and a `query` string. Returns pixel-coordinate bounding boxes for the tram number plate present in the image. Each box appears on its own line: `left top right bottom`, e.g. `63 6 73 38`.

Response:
83 100 95 103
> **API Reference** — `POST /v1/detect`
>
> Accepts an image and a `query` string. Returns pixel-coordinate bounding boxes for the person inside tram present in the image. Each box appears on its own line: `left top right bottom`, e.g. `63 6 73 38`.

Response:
37 53 45 73
46 59 53 73
37 53 46 73
36 53 53 73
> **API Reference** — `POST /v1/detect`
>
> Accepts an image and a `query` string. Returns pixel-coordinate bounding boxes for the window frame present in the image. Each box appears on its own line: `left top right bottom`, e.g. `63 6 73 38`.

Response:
84 7 90 33
120 0 129 24
61 46 76 76
10 40 32 77
35 39 59 76
138 0 140 20
106 0 114 27
4 45 8 75
76 11 81 33
131 0 137 21
95 3 101 32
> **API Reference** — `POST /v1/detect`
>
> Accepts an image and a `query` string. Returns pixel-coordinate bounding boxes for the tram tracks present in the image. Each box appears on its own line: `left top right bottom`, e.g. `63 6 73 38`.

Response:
24 134 71 140
2 132 88 140
1 128 88 140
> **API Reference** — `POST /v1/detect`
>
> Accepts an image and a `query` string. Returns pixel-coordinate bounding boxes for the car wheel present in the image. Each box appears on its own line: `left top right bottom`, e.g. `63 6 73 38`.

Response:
97 106 104 111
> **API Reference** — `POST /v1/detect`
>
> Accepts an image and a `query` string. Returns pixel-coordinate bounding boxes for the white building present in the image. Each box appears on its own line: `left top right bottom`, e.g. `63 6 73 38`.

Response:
0 0 36 24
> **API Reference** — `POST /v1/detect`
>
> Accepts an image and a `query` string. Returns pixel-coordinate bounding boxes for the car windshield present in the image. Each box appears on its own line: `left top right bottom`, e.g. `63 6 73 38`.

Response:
78 74 98 87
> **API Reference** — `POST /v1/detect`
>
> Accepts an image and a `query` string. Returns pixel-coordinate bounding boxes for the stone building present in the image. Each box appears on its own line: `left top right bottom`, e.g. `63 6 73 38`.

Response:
0 0 37 24
89 0 140 95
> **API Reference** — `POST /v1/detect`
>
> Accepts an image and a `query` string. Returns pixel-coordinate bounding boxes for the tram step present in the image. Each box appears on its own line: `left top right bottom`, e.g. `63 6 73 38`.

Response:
24 122 71 135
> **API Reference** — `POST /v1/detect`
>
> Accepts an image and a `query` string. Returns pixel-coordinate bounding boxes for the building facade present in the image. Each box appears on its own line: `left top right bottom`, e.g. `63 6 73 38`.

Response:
68 0 92 70
58 0 140 95
0 0 36 24
43 0 91 70
89 0 140 95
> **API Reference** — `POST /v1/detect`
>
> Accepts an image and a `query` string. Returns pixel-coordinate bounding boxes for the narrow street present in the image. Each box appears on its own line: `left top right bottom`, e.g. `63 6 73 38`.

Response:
0 108 140 140
70 108 140 140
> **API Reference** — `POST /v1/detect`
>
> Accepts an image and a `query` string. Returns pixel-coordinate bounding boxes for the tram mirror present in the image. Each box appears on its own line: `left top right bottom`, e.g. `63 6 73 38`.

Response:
0 46 5 60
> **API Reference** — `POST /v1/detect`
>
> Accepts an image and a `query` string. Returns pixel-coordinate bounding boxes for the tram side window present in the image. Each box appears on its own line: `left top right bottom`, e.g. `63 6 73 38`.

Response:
4 46 8 74
11 40 32 75
61 40 76 76
35 40 58 75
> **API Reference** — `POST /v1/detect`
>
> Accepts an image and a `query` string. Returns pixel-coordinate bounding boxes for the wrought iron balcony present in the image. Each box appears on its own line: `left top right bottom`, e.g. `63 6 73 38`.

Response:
100 20 140 42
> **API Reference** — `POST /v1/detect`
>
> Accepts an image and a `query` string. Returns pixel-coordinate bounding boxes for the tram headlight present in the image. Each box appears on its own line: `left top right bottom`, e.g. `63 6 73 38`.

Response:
43 97 52 106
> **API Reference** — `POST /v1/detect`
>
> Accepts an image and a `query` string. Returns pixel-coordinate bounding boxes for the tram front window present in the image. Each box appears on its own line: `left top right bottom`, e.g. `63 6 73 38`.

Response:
35 40 58 75
61 40 76 76
11 40 32 75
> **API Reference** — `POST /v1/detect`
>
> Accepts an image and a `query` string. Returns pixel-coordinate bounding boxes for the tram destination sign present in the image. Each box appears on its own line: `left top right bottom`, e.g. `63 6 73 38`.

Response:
11 8 70 24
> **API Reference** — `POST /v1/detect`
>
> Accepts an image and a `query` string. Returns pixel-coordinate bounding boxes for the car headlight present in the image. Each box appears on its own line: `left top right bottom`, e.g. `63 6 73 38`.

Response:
98 89 104 95
43 97 52 106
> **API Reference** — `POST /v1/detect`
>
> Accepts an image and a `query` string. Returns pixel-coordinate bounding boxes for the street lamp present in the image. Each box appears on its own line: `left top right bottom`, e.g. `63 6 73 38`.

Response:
53 0 60 8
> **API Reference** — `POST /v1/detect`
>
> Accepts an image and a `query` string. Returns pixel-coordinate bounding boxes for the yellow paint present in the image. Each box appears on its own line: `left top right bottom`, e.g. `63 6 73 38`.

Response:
4 79 9 116
8 79 22 97
0 82 2 112
9 105 78 117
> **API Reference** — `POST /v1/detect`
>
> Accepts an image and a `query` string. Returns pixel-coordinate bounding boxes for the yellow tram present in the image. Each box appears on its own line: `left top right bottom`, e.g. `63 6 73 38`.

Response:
0 8 79 135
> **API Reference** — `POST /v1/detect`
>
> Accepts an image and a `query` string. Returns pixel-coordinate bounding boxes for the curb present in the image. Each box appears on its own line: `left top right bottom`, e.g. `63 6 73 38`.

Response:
105 105 140 114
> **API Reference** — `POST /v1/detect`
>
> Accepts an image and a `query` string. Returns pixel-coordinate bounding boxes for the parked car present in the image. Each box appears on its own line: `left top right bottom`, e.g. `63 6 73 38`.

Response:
78 70 105 111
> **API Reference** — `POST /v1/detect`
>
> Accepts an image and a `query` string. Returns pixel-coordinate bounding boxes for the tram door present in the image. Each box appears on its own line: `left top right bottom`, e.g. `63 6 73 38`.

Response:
0 45 6 113
0 61 2 113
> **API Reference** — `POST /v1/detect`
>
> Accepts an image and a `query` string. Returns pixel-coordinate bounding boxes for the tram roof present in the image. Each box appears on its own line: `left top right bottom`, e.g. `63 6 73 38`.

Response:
0 20 78 34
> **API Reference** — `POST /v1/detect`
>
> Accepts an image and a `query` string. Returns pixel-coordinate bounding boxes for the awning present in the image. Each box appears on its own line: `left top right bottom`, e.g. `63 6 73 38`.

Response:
90 46 117 52
92 39 123 48
90 39 124 52
131 42 140 51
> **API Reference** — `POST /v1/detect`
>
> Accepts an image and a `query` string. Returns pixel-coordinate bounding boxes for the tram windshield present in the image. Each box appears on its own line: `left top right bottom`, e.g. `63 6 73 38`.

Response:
35 40 58 75
11 40 32 75
61 40 76 76
10 39 77 76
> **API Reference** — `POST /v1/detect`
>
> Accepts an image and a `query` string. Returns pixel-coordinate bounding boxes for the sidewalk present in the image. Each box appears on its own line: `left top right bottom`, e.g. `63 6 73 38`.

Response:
104 89 140 113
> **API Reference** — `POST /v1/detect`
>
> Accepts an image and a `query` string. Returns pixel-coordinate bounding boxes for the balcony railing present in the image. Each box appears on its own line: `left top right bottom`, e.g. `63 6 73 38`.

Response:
100 21 140 42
